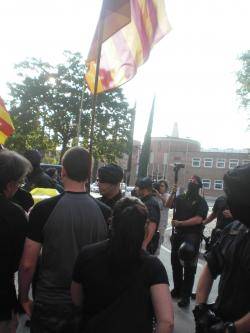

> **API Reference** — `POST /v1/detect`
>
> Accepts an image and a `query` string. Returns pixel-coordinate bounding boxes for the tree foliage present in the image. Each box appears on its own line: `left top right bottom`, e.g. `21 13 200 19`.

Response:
6 51 133 162
236 50 250 126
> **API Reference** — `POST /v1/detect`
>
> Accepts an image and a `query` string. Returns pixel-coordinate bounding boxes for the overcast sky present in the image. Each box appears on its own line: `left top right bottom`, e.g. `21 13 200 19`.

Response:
0 0 249 149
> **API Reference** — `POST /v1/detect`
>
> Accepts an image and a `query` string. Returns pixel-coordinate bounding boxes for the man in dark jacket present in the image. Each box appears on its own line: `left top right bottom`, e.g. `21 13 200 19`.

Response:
194 164 250 333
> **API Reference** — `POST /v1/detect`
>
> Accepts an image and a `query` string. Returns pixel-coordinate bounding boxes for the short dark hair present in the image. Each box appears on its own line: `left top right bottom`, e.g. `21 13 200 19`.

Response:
62 147 91 182
0 150 32 192
24 149 42 168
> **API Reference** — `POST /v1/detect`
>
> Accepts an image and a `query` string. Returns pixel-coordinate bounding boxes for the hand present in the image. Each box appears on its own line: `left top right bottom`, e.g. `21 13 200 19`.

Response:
172 219 181 227
21 299 33 318
222 210 233 219
171 184 177 195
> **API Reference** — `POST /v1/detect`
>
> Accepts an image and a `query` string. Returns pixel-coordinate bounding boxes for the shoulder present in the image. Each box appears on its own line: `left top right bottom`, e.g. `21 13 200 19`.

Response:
141 252 169 285
31 193 64 214
93 198 111 221
78 240 109 261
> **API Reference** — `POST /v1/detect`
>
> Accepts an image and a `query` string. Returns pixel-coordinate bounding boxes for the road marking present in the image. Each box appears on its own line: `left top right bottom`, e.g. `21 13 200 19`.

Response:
161 245 204 268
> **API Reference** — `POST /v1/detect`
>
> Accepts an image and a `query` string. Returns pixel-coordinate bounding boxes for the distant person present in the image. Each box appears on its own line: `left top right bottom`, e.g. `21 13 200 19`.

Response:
98 164 123 210
194 165 250 333
137 177 160 254
24 150 54 191
19 147 108 333
45 168 64 193
203 195 233 248
71 197 174 333
153 180 171 255
0 150 31 333
131 180 140 198
170 175 208 308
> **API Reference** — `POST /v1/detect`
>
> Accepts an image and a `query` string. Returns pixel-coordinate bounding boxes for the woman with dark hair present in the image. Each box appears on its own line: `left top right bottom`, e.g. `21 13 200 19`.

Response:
71 197 173 333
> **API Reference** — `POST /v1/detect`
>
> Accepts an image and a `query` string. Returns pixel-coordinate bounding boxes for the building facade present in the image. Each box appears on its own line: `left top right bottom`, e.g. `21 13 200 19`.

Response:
145 136 250 198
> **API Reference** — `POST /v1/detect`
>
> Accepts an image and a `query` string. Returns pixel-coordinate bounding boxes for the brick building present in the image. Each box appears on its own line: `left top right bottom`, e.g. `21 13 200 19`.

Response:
146 136 250 198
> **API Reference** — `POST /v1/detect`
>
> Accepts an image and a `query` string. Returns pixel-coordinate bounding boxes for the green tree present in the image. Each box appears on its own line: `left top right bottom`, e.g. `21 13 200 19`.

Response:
6 51 133 163
236 50 250 126
137 97 155 179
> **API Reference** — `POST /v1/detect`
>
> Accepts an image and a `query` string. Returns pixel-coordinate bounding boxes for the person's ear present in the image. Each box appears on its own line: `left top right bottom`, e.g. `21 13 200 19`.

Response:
61 166 67 178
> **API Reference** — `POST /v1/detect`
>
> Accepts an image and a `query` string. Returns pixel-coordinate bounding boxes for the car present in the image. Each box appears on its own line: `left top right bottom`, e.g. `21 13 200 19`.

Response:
90 182 99 193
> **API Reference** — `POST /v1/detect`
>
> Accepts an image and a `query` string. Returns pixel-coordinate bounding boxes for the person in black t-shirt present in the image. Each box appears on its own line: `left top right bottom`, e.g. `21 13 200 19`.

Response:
0 150 30 332
203 195 233 247
23 150 55 191
97 164 123 210
19 147 107 333
194 165 250 333
71 197 174 333
137 177 160 254
170 175 208 308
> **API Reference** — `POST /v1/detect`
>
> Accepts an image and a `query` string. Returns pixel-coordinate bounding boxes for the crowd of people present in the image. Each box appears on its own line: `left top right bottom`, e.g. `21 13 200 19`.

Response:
0 146 249 333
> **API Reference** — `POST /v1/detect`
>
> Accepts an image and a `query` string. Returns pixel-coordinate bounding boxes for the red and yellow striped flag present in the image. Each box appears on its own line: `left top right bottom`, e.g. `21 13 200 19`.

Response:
85 0 171 94
0 97 15 144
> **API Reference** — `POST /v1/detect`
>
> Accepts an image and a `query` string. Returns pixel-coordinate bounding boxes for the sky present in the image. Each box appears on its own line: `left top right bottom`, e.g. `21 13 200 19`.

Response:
0 0 249 149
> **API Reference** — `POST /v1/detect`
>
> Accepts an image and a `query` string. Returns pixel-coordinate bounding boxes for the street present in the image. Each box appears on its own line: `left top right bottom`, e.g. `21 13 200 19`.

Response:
160 227 219 333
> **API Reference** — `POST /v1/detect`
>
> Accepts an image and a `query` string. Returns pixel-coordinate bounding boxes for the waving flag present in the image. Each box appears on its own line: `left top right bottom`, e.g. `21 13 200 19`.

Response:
85 0 171 94
0 97 15 144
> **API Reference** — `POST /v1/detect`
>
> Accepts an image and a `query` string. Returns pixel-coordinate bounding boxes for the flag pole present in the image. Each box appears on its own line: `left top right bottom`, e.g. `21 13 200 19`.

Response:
88 17 104 159
75 83 86 146
126 103 136 185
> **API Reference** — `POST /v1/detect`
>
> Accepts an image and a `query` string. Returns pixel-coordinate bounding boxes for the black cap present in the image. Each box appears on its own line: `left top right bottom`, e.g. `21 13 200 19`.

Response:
137 177 153 190
24 150 42 167
98 164 123 184
223 164 250 207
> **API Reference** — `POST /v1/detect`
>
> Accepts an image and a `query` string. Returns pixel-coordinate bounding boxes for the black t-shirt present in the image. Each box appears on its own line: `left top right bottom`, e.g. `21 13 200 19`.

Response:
99 191 123 210
212 196 234 230
12 187 34 212
174 193 208 233
141 194 160 227
0 195 27 297
28 192 108 304
73 240 169 332
205 221 250 321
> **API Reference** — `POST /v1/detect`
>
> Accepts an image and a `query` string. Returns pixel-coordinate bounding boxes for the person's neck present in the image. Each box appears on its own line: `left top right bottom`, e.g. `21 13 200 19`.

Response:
63 179 87 192
105 188 120 200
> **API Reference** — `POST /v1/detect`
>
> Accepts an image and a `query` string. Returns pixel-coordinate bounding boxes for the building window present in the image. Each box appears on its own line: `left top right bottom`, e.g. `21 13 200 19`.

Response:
203 158 213 168
192 158 201 167
242 160 250 165
202 179 211 189
229 159 239 169
214 180 223 190
216 159 225 168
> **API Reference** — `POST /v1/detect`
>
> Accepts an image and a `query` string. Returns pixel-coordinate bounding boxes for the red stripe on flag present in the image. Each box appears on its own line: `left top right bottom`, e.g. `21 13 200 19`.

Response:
147 0 158 42
0 117 14 137
131 0 150 61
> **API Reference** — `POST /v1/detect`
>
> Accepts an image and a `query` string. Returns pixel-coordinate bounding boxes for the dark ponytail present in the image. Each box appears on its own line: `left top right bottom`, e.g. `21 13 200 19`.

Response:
109 197 148 270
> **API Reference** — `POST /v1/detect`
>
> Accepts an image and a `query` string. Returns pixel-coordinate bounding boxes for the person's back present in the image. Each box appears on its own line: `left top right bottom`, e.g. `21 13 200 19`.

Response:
19 147 108 333
33 192 107 304
72 197 174 333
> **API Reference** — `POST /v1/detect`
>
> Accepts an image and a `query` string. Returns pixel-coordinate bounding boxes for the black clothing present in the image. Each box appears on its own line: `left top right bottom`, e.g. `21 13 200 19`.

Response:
174 193 208 234
99 191 123 210
0 195 27 320
212 196 234 230
205 220 250 322
31 302 80 333
12 187 34 212
25 167 55 192
141 194 161 254
171 193 208 298
28 192 107 305
73 240 169 333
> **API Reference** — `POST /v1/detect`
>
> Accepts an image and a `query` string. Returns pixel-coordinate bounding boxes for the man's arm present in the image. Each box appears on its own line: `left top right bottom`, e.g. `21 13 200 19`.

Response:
19 238 41 317
142 221 157 250
172 215 203 228
196 263 214 304
203 211 216 225
234 313 250 333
